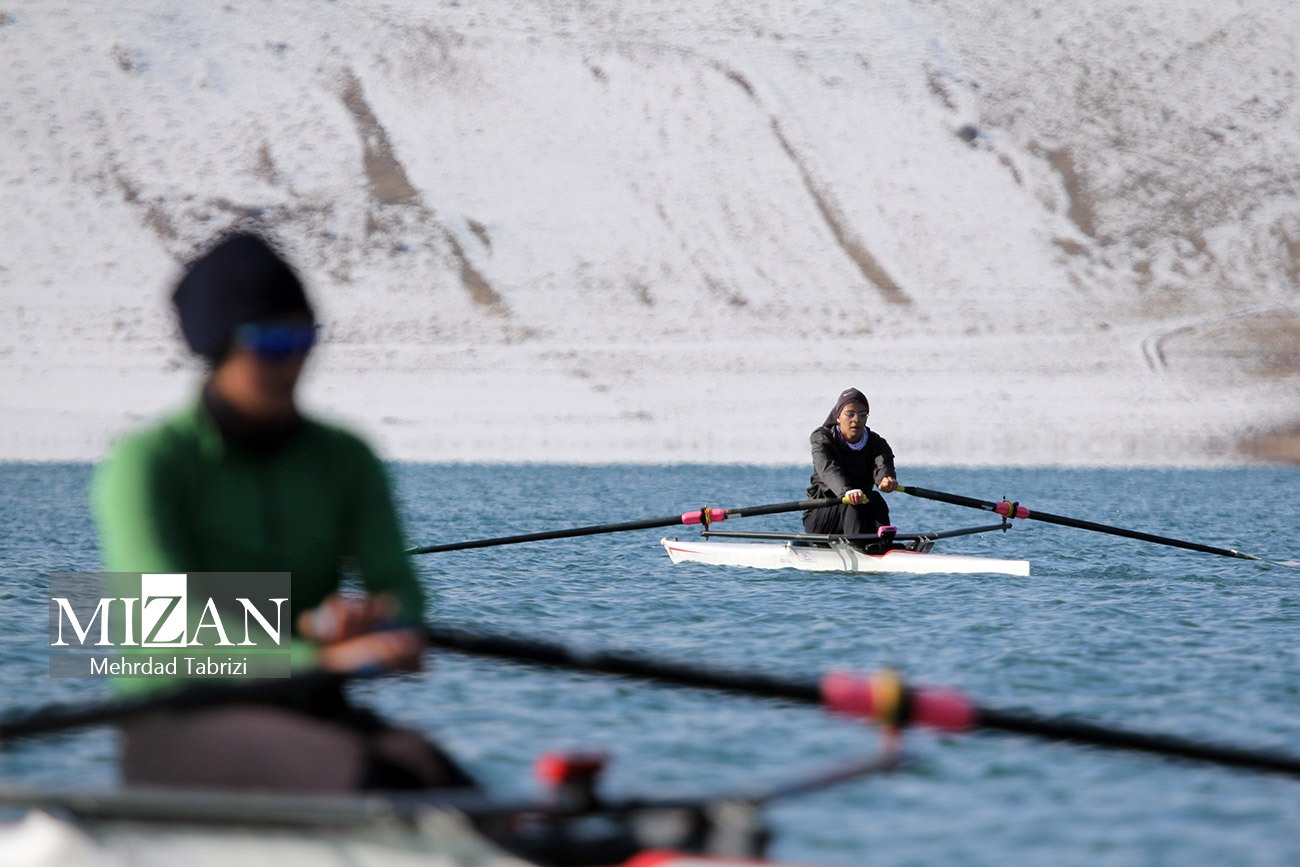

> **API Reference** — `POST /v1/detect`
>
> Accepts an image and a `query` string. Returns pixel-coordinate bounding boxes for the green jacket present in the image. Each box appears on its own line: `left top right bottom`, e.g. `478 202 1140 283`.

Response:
93 399 424 691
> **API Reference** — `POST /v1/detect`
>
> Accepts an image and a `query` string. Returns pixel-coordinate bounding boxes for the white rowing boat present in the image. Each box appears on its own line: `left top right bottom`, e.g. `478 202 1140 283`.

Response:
0 782 781 867
0 804 529 867
661 527 1030 576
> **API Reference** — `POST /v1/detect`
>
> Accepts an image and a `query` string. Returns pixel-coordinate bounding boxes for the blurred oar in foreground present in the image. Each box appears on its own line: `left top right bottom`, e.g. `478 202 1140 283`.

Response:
5 625 1297 778
425 626 1300 777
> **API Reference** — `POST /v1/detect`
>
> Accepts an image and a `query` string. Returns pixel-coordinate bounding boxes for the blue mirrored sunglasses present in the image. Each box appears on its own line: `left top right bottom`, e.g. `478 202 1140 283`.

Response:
235 322 319 359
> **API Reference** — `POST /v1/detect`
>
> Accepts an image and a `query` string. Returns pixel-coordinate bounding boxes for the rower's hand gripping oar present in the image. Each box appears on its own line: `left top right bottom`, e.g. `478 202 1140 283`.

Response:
895 484 1300 568
423 626 1300 778
407 495 851 555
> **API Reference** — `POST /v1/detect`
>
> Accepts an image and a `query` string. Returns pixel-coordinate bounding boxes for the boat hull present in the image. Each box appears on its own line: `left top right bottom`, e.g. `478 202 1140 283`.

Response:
0 786 782 866
661 538 1030 576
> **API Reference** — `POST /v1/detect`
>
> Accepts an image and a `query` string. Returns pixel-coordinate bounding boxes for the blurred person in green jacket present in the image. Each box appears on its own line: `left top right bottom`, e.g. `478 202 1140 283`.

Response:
93 231 473 792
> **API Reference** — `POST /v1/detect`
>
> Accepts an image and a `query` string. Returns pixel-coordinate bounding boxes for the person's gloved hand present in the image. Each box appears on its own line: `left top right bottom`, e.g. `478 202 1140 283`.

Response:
298 593 426 674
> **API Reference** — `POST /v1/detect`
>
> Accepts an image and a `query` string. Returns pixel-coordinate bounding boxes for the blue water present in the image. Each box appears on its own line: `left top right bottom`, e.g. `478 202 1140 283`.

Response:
2 462 1298 865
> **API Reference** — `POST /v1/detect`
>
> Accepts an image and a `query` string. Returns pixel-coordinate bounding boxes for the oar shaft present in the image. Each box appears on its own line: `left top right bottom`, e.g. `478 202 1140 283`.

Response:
1022 507 1259 560
408 515 680 554
0 672 345 744
424 627 821 704
431 628 1300 778
407 496 845 555
896 485 1261 561
828 672 1300 773
6 627 1298 778
976 708 1300 775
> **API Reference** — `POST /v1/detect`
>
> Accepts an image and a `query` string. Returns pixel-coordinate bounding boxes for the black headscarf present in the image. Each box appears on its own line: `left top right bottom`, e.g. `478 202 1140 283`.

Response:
172 232 314 363
822 387 870 427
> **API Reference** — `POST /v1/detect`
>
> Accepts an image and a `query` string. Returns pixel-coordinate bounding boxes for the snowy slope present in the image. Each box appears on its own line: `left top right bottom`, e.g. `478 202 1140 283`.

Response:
1 1 1297 465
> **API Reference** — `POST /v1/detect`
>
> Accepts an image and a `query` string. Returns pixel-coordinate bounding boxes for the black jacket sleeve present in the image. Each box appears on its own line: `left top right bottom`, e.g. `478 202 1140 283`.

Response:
809 427 853 497
870 433 896 487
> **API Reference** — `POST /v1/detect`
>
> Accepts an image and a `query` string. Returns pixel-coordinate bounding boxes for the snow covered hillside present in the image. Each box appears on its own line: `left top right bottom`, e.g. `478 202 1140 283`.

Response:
2 1 1297 465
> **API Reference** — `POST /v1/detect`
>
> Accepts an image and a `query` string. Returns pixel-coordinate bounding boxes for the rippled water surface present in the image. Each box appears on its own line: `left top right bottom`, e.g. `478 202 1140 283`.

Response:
2 462 1298 865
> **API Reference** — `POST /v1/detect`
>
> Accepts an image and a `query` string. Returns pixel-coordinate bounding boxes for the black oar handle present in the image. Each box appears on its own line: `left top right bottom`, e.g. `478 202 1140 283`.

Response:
407 496 846 555
725 496 846 519
896 485 1265 562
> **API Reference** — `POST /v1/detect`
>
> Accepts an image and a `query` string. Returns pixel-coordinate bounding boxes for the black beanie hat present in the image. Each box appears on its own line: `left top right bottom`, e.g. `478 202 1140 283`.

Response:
172 232 314 362
823 387 870 427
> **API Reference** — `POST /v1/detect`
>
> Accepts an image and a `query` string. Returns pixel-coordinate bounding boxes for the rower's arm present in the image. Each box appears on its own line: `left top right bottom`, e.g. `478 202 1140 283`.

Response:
810 433 852 497
870 434 897 490
342 442 426 625
92 432 210 695
92 431 195 574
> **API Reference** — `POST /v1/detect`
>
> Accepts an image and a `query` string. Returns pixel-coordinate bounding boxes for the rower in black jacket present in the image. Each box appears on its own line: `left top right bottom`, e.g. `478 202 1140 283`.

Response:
803 387 898 544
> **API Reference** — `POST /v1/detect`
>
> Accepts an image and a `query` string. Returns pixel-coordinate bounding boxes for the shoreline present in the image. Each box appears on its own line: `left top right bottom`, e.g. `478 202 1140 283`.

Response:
1240 424 1300 465
4 331 1297 468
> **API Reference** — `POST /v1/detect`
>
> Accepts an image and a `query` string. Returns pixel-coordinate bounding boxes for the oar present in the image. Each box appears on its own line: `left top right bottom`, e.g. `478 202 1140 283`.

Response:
10 627 1297 777
895 484 1300 567
423 626 1300 777
407 495 849 555
0 671 349 745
